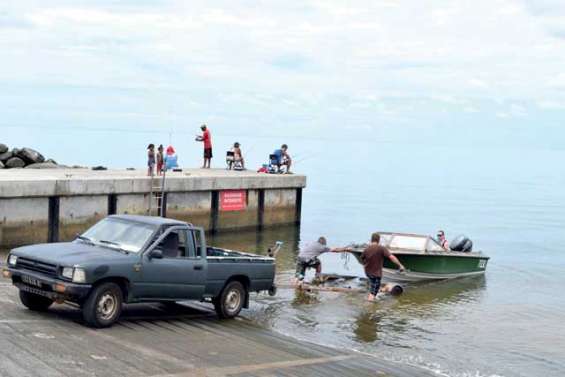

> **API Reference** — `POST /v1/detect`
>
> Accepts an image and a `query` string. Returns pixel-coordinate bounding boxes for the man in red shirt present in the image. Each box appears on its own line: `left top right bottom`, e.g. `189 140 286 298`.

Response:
361 233 405 302
196 124 212 168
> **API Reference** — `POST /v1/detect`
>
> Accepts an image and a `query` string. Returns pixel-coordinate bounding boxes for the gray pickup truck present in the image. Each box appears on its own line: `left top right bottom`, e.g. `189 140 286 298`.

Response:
2 215 276 327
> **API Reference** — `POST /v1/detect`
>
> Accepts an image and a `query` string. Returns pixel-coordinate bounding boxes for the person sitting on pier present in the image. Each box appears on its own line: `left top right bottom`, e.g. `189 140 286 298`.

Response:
228 142 245 170
294 237 351 285
164 145 178 171
271 144 292 173
437 230 449 250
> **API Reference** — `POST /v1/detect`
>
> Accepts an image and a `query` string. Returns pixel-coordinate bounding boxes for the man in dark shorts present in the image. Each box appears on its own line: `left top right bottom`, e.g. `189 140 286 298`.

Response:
361 233 405 301
196 124 212 168
294 237 351 284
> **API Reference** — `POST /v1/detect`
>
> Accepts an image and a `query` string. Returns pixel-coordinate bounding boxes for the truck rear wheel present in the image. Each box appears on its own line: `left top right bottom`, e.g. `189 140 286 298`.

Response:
214 281 246 319
19 290 53 311
82 282 123 328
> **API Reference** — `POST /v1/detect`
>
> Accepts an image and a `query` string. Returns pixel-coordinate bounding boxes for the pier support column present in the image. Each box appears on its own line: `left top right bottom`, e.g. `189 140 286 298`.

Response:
257 189 265 230
295 188 303 224
108 194 117 215
161 193 168 218
210 191 219 234
47 196 60 243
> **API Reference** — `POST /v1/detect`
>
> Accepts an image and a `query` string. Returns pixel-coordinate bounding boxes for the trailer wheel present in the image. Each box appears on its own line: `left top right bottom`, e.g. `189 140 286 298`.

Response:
19 290 53 311
82 282 123 328
214 281 246 319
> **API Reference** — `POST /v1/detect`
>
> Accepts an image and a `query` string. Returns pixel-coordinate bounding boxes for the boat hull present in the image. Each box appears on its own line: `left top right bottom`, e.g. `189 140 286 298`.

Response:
383 253 489 282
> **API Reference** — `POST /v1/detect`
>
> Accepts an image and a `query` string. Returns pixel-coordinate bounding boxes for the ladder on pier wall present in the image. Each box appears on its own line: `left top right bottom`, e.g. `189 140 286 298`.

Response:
148 169 166 217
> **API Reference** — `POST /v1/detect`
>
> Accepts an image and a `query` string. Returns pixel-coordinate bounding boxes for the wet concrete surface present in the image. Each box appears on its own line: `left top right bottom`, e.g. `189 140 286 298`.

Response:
0 278 433 377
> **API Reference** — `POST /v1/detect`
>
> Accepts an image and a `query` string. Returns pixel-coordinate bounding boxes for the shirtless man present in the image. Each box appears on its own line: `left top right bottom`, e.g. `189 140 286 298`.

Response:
233 142 245 169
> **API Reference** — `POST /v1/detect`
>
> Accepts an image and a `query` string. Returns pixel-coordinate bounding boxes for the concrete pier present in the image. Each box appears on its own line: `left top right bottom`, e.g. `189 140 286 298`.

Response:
0 169 306 248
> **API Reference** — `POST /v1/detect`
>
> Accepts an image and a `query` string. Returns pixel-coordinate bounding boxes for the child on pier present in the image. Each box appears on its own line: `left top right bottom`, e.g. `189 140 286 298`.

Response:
147 144 156 176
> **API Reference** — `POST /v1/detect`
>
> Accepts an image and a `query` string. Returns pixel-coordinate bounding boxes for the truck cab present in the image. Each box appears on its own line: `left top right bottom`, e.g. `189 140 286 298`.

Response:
3 215 276 327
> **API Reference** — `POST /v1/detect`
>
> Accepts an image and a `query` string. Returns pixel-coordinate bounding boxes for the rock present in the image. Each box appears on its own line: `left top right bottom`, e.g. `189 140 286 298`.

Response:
0 160 4 169
92 166 108 171
0 143 7 154
17 147 45 164
24 162 62 169
46 158 58 165
5 157 26 168
0 151 12 162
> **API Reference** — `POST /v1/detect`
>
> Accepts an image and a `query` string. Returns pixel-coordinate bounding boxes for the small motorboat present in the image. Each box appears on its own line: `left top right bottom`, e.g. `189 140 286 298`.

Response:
349 232 489 282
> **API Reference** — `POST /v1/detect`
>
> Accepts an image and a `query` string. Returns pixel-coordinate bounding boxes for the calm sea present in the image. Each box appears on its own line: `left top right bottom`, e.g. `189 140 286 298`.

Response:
209 135 565 377
3 128 565 376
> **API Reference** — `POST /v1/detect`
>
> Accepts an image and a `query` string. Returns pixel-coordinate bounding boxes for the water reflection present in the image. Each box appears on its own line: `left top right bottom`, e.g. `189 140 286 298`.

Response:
291 288 321 306
354 307 381 343
208 225 301 272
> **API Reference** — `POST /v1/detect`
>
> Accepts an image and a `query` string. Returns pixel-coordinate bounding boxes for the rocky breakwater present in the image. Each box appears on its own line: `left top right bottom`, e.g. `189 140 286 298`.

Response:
0 143 60 169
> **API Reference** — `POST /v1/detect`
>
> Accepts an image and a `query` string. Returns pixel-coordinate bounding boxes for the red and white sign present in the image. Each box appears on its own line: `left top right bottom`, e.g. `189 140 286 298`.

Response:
220 190 246 211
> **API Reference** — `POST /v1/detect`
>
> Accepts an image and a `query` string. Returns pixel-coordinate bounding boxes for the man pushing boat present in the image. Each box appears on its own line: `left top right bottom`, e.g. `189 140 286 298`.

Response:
294 237 351 285
361 233 405 302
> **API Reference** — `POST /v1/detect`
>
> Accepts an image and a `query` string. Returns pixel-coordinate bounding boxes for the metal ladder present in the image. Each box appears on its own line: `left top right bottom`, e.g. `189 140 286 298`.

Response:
148 168 166 217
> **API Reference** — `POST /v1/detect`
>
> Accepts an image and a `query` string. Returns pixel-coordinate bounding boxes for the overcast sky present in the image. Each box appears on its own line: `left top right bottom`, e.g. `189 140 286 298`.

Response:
1 0 564 163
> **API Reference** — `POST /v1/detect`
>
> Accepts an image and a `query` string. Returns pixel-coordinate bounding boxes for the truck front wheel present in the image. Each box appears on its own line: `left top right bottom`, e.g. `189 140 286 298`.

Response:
19 290 53 311
82 282 123 328
214 281 246 319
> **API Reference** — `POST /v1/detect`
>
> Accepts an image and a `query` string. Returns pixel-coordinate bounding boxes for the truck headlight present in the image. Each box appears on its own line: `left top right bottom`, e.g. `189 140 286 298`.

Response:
62 267 74 279
72 268 86 283
8 255 18 266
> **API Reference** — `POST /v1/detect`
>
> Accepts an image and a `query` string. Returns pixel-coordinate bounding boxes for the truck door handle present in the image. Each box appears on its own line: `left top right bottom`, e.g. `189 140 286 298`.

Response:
194 265 203 270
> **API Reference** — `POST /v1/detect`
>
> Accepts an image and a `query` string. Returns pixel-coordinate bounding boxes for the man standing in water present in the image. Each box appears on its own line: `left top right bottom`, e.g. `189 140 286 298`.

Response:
361 233 405 301
196 124 212 168
294 237 351 285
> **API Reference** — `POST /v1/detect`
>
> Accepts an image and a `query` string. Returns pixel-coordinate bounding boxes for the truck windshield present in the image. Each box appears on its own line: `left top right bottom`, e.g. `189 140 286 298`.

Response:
81 218 157 253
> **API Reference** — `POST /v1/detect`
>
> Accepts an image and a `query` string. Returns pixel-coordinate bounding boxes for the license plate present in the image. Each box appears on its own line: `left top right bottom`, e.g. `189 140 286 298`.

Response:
22 275 42 288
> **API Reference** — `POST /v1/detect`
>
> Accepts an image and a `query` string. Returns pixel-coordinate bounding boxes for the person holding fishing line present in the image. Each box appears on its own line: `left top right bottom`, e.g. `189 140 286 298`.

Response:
195 124 212 169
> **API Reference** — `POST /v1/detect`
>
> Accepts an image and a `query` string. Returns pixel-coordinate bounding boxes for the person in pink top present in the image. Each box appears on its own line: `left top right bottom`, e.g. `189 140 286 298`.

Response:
196 124 212 168
437 230 449 250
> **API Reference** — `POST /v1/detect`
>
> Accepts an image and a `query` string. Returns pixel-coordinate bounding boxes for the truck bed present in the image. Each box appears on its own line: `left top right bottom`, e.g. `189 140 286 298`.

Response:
204 247 275 297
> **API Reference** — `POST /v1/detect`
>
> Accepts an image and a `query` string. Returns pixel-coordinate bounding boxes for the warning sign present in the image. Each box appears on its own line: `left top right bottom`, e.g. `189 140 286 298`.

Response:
220 190 247 211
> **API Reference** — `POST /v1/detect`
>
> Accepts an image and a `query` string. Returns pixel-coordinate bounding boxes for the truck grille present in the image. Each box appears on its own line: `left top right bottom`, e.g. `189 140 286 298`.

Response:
16 257 58 277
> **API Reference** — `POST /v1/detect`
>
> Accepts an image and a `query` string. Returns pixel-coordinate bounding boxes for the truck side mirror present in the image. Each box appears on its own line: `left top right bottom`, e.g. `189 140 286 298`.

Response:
150 249 163 259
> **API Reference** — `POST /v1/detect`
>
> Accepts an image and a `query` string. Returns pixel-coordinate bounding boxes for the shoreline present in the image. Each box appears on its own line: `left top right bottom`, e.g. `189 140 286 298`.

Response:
0 277 434 377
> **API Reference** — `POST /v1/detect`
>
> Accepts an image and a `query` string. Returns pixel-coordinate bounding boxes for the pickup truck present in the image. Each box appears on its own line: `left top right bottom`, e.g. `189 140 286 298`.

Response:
2 215 277 328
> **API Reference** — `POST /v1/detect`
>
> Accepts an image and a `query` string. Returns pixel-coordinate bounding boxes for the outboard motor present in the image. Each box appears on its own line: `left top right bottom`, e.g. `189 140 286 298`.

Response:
450 235 473 252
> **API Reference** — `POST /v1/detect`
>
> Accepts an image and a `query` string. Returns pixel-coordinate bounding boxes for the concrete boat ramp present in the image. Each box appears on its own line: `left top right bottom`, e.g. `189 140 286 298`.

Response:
0 282 433 377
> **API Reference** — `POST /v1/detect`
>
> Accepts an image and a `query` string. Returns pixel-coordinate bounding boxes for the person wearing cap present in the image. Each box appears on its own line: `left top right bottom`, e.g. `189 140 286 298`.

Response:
294 237 351 285
280 144 292 173
437 230 449 250
196 124 212 169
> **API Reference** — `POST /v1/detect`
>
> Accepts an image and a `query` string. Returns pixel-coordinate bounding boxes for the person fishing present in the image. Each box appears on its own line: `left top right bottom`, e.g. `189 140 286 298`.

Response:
360 233 405 302
195 124 212 169
294 237 351 285
233 142 245 169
